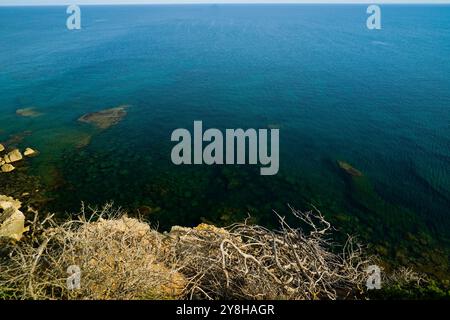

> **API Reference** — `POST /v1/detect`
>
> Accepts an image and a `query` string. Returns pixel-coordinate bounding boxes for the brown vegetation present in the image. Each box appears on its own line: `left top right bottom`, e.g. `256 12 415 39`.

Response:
0 203 424 300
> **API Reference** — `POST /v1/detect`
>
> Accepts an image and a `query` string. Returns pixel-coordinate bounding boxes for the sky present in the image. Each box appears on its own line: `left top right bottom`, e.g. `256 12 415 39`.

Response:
1 0 450 6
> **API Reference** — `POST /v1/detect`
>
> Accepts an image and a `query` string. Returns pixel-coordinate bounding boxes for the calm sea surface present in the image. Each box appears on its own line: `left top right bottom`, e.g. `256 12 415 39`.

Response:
0 5 449 266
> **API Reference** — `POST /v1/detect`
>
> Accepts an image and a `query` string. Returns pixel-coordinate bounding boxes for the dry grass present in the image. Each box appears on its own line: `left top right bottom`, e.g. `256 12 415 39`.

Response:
0 203 185 300
0 204 378 300
171 206 371 300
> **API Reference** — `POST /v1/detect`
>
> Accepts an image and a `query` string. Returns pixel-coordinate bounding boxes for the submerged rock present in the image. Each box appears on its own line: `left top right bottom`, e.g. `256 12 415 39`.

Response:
0 144 4 152
1 164 15 173
0 195 27 241
16 107 42 118
2 131 32 146
338 160 363 177
75 134 92 149
78 106 128 129
4 149 23 163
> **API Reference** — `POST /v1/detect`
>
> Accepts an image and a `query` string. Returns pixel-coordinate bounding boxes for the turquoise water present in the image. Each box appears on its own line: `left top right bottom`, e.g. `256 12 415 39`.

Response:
0 5 450 266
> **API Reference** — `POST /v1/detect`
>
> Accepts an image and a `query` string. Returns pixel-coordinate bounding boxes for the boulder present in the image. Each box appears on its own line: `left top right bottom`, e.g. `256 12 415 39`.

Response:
1 164 15 173
170 223 232 242
0 144 4 152
4 149 22 163
0 195 27 241
24 147 37 157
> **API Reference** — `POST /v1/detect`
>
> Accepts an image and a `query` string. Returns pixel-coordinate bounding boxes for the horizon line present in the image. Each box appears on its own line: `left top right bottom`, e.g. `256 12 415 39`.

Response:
2 2 450 6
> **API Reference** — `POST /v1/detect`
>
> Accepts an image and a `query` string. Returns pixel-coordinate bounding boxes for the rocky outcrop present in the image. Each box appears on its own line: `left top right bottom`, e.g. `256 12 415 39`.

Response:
0 195 27 241
78 106 128 129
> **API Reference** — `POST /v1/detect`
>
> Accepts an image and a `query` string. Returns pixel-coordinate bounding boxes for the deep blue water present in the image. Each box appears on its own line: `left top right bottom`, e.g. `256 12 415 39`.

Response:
0 5 449 259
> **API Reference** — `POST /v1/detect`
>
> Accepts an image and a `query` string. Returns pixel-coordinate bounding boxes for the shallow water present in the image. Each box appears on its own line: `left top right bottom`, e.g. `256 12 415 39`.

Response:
0 5 449 268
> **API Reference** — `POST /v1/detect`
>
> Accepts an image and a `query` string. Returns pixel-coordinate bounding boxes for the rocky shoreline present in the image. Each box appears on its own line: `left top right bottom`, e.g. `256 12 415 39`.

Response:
0 144 37 173
0 195 27 241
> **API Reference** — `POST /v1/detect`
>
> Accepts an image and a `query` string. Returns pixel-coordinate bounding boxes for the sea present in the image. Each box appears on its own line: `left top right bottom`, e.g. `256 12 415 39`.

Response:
0 4 449 272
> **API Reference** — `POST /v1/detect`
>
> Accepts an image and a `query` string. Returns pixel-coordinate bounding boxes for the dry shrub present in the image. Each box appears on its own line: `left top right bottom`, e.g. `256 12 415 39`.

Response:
0 203 185 300
170 206 371 300
383 266 425 287
0 204 372 300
